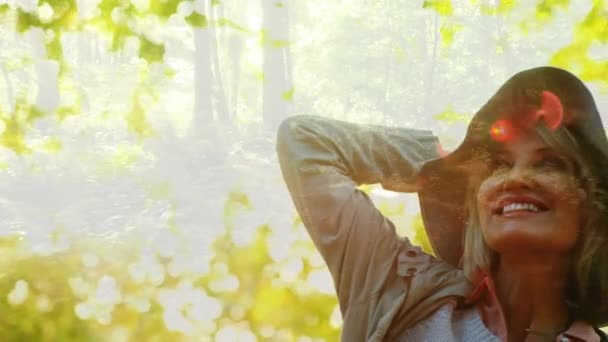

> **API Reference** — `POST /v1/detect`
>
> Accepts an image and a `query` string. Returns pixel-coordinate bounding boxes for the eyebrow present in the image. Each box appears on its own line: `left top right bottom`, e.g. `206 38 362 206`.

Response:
487 146 561 157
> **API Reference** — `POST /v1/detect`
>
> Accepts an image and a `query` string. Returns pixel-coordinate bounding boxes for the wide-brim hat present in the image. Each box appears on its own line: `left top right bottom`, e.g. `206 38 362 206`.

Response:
417 66 608 268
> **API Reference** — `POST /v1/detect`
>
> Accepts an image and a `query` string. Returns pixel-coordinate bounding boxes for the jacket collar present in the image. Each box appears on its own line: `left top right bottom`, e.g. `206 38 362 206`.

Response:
464 269 600 342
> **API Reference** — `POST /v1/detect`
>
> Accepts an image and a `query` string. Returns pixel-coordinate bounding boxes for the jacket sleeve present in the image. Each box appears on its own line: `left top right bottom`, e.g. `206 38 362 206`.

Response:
276 115 473 341
276 115 438 303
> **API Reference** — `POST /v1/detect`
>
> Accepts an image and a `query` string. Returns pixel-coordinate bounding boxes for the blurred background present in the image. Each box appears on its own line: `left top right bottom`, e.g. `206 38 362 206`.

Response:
0 0 606 340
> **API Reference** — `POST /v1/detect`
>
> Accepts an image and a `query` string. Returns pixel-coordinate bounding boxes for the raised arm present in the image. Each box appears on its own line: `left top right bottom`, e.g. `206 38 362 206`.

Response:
276 115 435 296
276 115 472 340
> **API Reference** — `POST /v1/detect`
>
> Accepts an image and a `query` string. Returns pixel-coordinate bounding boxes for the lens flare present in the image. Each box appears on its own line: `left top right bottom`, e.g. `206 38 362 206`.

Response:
535 90 564 130
489 119 515 142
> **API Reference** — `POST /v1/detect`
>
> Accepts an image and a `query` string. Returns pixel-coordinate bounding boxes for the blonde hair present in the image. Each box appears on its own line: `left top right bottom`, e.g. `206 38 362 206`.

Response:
461 123 608 324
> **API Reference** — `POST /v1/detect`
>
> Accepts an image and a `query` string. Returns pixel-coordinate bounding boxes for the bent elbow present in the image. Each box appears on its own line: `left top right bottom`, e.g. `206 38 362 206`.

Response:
275 115 312 162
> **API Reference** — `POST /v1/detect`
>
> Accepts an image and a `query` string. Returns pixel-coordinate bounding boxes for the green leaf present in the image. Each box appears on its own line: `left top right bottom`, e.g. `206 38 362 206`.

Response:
281 87 295 101
16 9 40 33
434 108 471 124
412 215 435 256
0 114 30 155
40 137 62 154
46 31 64 60
57 106 79 121
148 0 182 19
422 0 453 16
439 23 463 46
535 0 569 22
185 12 208 28
110 24 133 51
480 0 519 15
25 105 44 124
216 18 249 33
126 91 155 137
0 4 10 15
260 29 289 48
138 36 165 64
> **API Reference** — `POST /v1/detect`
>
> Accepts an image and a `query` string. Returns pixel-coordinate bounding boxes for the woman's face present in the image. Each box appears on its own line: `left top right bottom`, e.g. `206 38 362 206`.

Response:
476 130 586 254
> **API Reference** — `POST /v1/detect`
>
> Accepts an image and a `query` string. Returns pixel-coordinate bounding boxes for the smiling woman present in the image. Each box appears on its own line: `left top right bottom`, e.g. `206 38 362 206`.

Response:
277 67 608 341
477 131 585 252
464 124 590 273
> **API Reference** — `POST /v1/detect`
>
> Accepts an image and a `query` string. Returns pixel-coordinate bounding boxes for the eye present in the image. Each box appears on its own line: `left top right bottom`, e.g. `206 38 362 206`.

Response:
536 155 569 171
488 155 512 171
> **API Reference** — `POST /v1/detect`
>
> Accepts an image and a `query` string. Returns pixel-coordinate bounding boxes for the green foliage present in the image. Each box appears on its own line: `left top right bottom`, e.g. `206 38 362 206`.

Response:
412 215 435 256
281 87 295 101
127 91 156 138
480 0 520 15
535 0 570 22
148 0 183 19
0 186 342 340
434 107 472 124
56 105 79 121
422 0 608 87
439 22 463 47
216 18 250 33
15 1 77 61
550 0 608 82
423 0 454 16
46 31 64 60
139 37 165 64
0 113 31 155
185 12 208 28
260 29 289 48
0 97 48 155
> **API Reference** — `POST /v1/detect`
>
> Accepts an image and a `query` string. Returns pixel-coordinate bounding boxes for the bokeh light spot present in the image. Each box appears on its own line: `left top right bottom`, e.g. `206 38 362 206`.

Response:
489 119 515 143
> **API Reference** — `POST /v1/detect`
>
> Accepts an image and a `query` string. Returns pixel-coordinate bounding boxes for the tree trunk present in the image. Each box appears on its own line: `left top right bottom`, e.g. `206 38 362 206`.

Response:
261 0 291 129
208 2 230 124
423 12 439 120
192 0 214 136
1 63 14 111
228 33 243 121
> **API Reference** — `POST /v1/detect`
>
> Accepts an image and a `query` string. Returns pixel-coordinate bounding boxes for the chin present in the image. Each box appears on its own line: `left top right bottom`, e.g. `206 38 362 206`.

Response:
484 228 578 255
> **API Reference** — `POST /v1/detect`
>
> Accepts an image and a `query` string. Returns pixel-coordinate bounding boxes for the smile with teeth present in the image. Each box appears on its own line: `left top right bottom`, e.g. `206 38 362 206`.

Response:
501 202 543 215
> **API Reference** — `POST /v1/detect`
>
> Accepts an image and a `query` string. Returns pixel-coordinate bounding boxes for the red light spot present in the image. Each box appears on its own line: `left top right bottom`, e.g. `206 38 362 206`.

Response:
535 90 564 130
489 119 515 142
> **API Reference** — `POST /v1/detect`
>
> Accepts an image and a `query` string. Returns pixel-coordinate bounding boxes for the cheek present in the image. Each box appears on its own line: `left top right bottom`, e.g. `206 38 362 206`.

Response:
545 173 585 206
476 176 499 216
552 176 586 233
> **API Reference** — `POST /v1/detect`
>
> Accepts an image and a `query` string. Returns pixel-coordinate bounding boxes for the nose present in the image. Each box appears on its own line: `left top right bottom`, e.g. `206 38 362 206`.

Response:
500 163 535 191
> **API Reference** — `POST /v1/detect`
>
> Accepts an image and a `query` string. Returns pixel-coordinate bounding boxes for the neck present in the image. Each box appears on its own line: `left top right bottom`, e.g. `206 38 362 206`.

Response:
493 252 571 341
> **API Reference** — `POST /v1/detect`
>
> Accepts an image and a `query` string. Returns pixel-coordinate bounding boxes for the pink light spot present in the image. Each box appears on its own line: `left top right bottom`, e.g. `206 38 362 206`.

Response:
534 90 564 131
489 119 515 142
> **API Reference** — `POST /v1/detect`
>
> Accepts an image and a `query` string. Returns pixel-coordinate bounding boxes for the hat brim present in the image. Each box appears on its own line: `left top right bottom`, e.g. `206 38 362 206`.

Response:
417 138 475 268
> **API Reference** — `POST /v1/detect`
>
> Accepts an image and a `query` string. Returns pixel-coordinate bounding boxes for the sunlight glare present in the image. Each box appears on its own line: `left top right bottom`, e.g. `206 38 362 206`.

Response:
7 279 29 307
306 269 334 295
216 325 257 342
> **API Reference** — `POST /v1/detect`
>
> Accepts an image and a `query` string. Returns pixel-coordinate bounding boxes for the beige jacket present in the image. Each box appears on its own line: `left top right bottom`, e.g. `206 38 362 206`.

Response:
276 115 473 341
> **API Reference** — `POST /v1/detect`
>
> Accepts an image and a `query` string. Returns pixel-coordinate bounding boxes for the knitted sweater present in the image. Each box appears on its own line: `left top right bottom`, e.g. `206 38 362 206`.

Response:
398 302 500 341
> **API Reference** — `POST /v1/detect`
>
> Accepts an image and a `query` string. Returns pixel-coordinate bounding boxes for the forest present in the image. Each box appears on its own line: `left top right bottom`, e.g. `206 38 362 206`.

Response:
0 0 606 340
